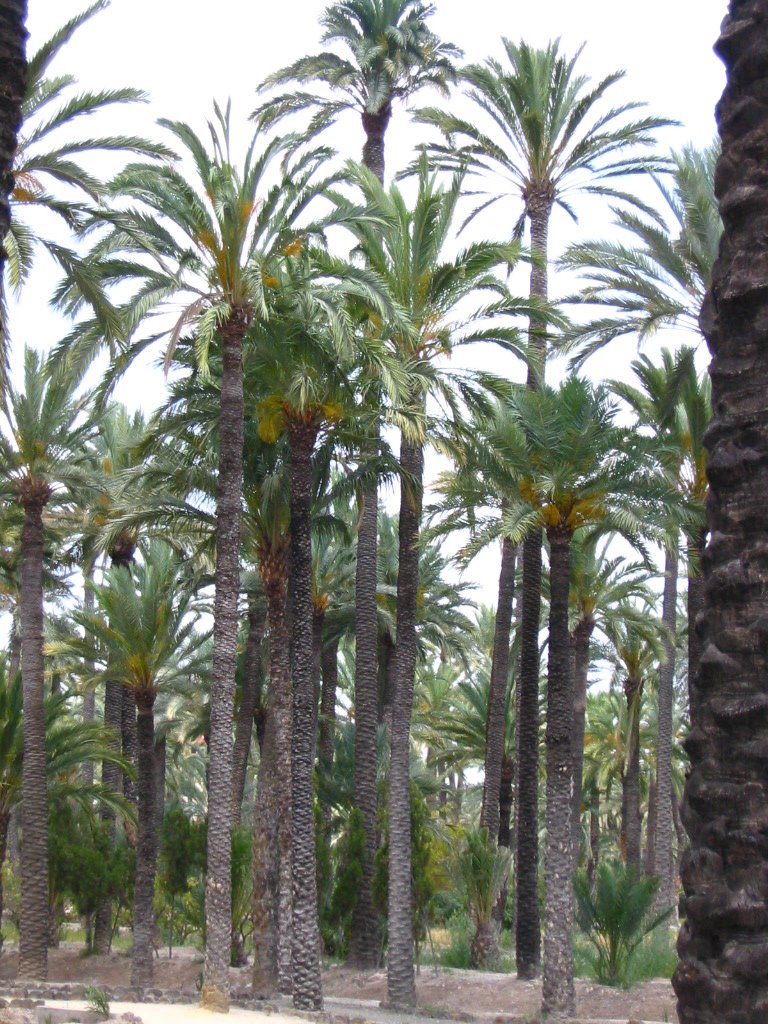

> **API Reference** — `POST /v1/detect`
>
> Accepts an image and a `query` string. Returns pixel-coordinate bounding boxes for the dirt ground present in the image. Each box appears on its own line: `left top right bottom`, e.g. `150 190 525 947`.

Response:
0 946 679 1022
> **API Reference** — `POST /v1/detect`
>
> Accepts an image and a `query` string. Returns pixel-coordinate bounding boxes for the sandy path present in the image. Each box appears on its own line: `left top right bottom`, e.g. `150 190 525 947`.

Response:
44 1001 307 1024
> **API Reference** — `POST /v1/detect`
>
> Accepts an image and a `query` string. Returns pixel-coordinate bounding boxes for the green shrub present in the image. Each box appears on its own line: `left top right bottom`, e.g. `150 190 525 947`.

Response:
574 860 674 986
438 910 471 969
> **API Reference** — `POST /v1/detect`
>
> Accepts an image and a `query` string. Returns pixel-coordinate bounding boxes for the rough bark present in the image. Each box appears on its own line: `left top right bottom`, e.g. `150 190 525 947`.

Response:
515 528 542 979
481 537 516 839
645 773 658 875
0 810 9 953
130 691 157 989
655 544 678 911
622 673 644 874
121 686 138 811
252 544 291 998
386 434 424 1011
93 676 123 954
570 616 595 873
202 313 246 1013
318 635 339 838
362 104 392 185
674 8 768 1020
287 415 322 1012
0 0 26 270
232 601 265 827
542 528 575 1019
350 475 382 967
18 488 49 980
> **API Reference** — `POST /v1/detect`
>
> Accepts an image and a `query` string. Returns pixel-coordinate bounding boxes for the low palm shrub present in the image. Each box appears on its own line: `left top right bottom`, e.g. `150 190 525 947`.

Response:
574 860 674 986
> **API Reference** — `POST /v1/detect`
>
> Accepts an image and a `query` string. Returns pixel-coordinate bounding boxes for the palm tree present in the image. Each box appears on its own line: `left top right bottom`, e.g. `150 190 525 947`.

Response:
486 376 669 1019
94 105 337 1011
338 159 526 1009
418 42 670 979
0 0 26 278
255 0 460 183
257 4 460 965
64 542 208 987
673 10 768 1021
0 349 94 978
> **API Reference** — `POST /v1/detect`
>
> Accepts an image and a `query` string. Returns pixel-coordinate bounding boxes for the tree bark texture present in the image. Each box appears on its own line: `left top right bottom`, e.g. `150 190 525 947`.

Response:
386 434 424 1011
252 545 292 997
93 676 123 954
18 492 49 979
655 544 678 912
674 7 768 1021
515 528 542 979
350 474 382 967
622 675 644 875
130 692 157 989
202 315 245 1012
0 810 9 953
542 528 575 1019
232 600 265 826
362 104 392 185
481 537 516 840
0 0 26 269
319 636 339 837
122 686 139 811
287 416 323 1011
645 773 658 875
570 616 594 873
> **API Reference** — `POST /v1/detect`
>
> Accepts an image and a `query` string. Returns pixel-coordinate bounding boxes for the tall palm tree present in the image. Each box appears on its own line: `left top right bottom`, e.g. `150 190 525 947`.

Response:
674 7 768 1020
257 4 460 965
419 41 671 978
0 349 94 978
63 542 208 987
90 105 337 1010
0 0 26 278
338 158 526 1009
486 376 669 1019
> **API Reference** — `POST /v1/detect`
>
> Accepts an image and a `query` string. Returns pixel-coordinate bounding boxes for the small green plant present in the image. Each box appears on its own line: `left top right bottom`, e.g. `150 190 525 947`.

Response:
84 985 110 1016
574 860 674 986
456 828 510 970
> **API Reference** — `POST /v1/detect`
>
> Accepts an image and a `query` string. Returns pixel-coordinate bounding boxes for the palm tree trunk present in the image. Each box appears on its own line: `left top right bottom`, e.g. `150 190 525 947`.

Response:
686 525 706 728
515 196 552 980
654 544 678 911
362 103 392 184
386 433 424 1011
93 676 123 954
232 601 265 826
674 9 768 1018
131 690 157 989
319 636 339 836
350 474 382 967
515 528 542 979
122 686 139 812
622 677 643 874
201 315 245 1012
0 0 26 277
645 773 658 874
287 415 322 1012
252 548 291 998
81 581 96 787
570 615 595 873
18 488 49 980
0 809 8 953
542 527 575 1019
481 536 516 839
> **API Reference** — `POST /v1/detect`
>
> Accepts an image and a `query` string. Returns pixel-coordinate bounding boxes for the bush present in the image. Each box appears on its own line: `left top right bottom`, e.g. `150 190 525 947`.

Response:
574 860 674 986
438 910 471 969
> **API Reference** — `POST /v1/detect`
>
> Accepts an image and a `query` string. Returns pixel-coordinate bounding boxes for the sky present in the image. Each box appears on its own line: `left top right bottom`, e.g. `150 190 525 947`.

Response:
7 0 729 612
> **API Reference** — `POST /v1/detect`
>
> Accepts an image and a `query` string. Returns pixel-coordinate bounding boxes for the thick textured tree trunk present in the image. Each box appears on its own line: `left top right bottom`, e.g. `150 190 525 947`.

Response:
0 810 9 953
131 690 157 989
674 9 768 1020
622 676 644 874
362 104 392 185
386 434 424 1011
655 544 678 911
542 528 575 1019
686 526 706 728
252 547 291 998
232 601 265 827
0 0 26 272
379 634 396 726
645 773 658 875
287 415 322 1011
18 489 49 979
570 616 594 873
481 537 516 838
122 686 139 812
202 314 246 1012
515 195 552 980
93 676 123 954
318 636 339 838
515 529 542 979
350 475 382 967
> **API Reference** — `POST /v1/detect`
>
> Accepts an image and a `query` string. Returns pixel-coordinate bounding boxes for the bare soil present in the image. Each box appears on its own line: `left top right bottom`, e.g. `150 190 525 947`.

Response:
0 947 678 1022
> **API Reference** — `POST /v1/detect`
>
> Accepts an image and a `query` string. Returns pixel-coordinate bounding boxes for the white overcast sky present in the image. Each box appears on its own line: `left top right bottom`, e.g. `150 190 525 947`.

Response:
11 0 728 610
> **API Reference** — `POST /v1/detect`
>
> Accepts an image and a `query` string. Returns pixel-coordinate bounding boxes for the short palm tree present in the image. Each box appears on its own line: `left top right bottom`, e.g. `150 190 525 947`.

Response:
64 541 209 987
0 348 94 978
456 828 511 970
